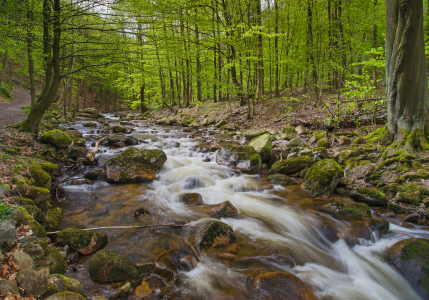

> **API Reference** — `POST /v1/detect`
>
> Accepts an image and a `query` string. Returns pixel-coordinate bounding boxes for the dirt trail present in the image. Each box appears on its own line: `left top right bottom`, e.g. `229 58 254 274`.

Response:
0 89 31 127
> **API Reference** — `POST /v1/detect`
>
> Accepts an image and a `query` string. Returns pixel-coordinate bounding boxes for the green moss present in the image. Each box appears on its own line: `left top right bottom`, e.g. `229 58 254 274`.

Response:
380 183 403 194
46 245 67 274
402 239 429 275
30 165 51 189
56 228 93 250
333 202 371 217
82 122 97 127
400 169 429 181
302 159 343 197
196 221 236 251
47 207 63 231
357 187 386 202
271 156 313 175
16 206 47 238
46 274 83 297
40 130 72 149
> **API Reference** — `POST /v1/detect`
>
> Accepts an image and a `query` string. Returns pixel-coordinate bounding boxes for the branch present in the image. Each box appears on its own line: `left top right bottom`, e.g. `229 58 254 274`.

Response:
47 224 197 234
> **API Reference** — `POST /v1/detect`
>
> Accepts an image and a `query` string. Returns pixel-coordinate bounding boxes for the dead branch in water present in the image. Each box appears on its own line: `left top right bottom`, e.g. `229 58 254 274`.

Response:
85 136 108 162
47 224 197 235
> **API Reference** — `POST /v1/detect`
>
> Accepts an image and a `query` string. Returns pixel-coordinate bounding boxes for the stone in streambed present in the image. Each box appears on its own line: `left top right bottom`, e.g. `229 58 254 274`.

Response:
179 193 203 205
64 130 83 139
89 249 141 285
41 130 72 149
56 228 107 255
216 144 261 173
46 245 67 274
45 274 84 297
195 201 239 219
196 221 236 251
325 202 371 218
46 291 86 300
105 147 167 183
253 271 319 300
268 174 296 186
349 187 387 207
271 156 314 175
388 238 429 299
112 125 127 133
249 133 272 162
302 159 343 197
181 116 195 127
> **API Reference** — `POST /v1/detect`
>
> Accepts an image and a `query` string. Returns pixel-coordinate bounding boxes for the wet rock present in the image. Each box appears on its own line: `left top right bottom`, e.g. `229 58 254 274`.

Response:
349 188 387 207
105 147 167 183
134 208 150 217
136 260 153 274
302 159 343 197
46 274 83 297
16 267 49 298
196 220 236 251
153 250 180 284
46 245 67 274
309 131 327 143
346 164 376 180
0 279 20 295
64 130 83 140
179 193 203 205
253 271 319 300
380 171 400 184
112 125 127 133
11 251 35 271
47 207 64 231
337 177 356 187
244 129 269 141
271 156 314 175
89 249 141 285
317 138 331 148
46 291 86 300
18 236 46 266
0 219 17 253
267 174 296 186
287 138 302 148
388 238 429 299
197 201 239 218
249 134 272 162
80 108 100 118
157 118 171 126
83 122 98 128
133 281 152 298
396 192 420 205
181 116 195 127
41 130 72 149
84 169 103 180
326 202 371 218
366 218 389 237
114 281 132 299
216 144 261 173
202 117 215 126
73 138 86 147
183 176 204 189
403 213 421 223
107 134 127 145
56 228 108 255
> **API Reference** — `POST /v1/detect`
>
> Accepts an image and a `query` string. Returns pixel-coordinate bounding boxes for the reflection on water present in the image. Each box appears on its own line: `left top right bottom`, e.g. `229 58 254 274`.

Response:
60 119 426 300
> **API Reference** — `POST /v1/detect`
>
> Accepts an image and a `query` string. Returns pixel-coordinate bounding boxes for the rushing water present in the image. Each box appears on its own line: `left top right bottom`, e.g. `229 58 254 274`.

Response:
59 116 428 300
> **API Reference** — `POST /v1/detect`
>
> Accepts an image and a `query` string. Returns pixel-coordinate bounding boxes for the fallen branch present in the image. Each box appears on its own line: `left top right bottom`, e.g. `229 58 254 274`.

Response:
47 224 197 235
85 136 108 162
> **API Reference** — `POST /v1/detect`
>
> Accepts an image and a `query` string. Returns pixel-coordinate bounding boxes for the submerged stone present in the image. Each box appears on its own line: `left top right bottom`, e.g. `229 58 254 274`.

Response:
216 144 261 173
56 228 107 255
196 221 236 251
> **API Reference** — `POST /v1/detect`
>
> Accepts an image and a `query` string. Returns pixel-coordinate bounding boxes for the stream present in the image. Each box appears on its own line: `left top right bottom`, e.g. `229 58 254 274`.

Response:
59 114 428 300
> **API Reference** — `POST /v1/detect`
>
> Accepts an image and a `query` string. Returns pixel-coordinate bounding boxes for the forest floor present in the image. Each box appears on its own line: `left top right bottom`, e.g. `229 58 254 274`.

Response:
0 89 30 127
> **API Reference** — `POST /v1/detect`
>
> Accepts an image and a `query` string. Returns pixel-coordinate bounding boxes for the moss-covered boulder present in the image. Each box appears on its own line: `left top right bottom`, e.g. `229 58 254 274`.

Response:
64 130 83 140
326 202 371 218
388 238 429 299
46 246 67 275
30 164 52 189
56 228 107 255
249 133 272 162
310 131 327 143
202 117 215 126
112 125 127 133
253 271 319 300
396 192 420 205
105 147 167 183
349 188 387 207
82 122 97 128
216 144 261 173
181 116 194 127
46 275 83 298
80 108 100 118
195 220 236 251
157 118 171 126
215 119 227 128
268 174 296 186
301 159 343 197
317 138 331 148
245 129 269 141
271 156 314 175
16 207 46 238
47 208 63 231
89 249 141 285
41 130 72 149
17 236 47 266
72 138 86 147
23 205 49 229
46 291 86 300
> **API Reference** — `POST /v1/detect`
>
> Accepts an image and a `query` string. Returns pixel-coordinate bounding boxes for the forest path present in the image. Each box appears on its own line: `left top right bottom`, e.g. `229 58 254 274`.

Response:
0 89 30 127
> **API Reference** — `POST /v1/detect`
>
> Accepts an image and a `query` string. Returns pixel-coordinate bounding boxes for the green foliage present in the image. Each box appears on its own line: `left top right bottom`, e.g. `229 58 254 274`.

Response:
0 199 14 220
0 82 13 100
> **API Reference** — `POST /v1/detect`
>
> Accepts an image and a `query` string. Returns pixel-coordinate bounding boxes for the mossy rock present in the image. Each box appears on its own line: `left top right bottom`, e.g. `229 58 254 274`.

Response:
181 116 195 127
327 202 371 217
64 130 83 140
30 164 52 189
105 147 167 183
14 197 35 206
245 129 269 141
27 158 57 174
73 138 86 147
249 133 272 162
317 138 331 148
400 169 429 181
281 126 296 140
267 174 296 186
310 131 327 143
202 117 215 126
41 130 72 149
82 122 97 128
271 156 314 175
156 118 171 126
57 228 107 255
69 147 86 160
388 238 429 299
23 205 49 229
89 249 141 286
216 144 261 173
396 192 420 205
46 275 83 298
46 246 67 275
209 201 238 218
349 188 387 207
215 120 227 128
47 208 63 231
112 125 127 133
302 159 343 197
46 291 86 300
16 206 46 238
195 221 236 251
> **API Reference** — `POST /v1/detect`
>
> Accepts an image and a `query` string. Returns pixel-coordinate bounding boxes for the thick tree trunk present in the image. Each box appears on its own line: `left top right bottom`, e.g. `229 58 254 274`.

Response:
27 9 36 107
386 0 429 148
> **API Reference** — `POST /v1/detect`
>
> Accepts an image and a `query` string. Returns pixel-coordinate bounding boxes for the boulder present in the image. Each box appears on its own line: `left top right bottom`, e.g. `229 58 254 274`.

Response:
302 159 344 197
271 156 314 175
11 251 35 271
64 130 83 139
89 249 141 285
0 280 20 295
112 125 127 133
47 208 64 231
326 202 371 218
380 171 400 184
82 122 97 128
46 246 67 274
18 236 46 266
253 271 319 300
56 228 108 255
195 221 236 251
16 268 49 298
244 130 269 141
179 193 203 205
310 131 327 143
30 164 52 189
46 274 83 298
287 138 302 148
216 144 261 173
46 291 86 300
73 138 86 147
0 219 17 253
249 133 272 162
338 136 351 145
350 188 387 207
15 206 46 238
181 116 195 127
81 108 100 118
215 120 227 128
317 138 331 148
281 126 296 140
388 238 429 299
105 147 167 183
157 118 171 126
267 174 296 186
196 201 239 219
396 192 420 205
108 134 127 145
202 117 215 126
295 125 306 135
41 130 72 149
346 164 376 180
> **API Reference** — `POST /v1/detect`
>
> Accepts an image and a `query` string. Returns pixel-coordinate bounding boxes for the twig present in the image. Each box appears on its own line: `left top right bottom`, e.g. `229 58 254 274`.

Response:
46 224 197 235
85 136 108 162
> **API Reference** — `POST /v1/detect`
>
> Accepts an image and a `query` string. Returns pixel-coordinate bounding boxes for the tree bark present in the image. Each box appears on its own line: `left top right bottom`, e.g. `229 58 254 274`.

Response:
386 0 429 148
27 8 36 107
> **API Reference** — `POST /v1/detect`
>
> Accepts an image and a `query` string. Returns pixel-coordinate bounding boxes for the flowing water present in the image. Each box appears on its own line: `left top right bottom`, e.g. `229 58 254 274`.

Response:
59 116 428 300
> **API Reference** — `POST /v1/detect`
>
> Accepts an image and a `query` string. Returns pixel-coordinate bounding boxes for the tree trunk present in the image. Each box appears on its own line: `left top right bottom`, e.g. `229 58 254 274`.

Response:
386 0 429 148
27 9 36 107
